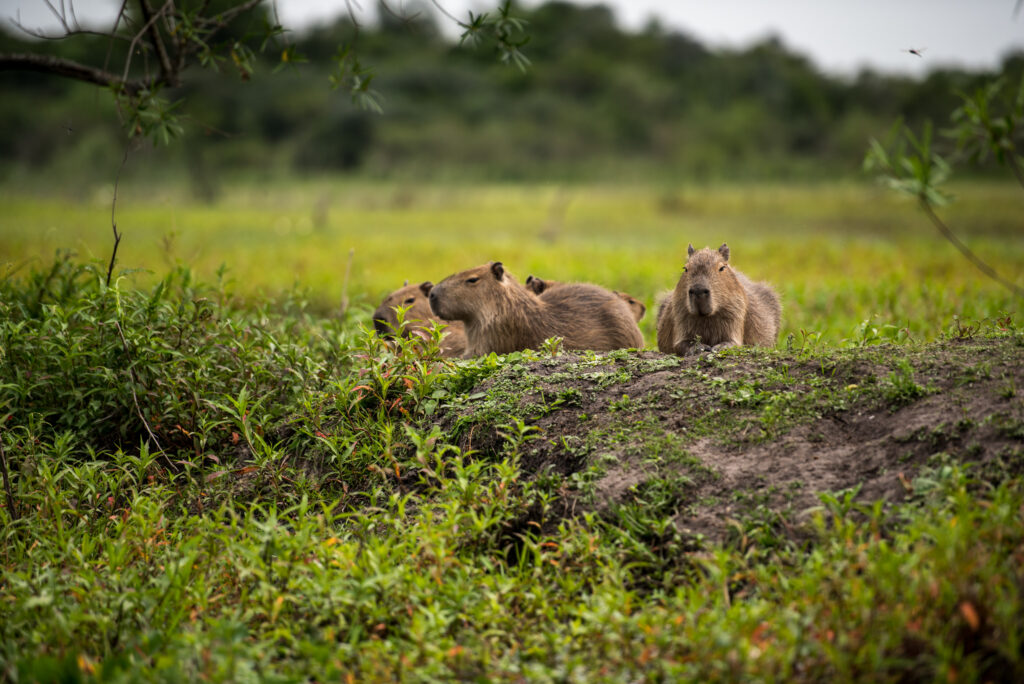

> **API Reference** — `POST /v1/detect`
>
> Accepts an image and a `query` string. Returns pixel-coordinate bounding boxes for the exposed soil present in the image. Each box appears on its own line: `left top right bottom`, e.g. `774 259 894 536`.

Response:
435 335 1024 545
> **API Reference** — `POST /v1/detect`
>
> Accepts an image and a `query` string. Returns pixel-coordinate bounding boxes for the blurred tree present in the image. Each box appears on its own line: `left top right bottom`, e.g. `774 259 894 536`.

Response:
0 0 527 144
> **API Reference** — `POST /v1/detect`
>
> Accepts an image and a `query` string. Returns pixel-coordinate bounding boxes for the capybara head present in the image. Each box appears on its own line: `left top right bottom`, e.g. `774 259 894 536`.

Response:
429 261 518 323
680 243 738 317
373 281 436 337
614 291 647 322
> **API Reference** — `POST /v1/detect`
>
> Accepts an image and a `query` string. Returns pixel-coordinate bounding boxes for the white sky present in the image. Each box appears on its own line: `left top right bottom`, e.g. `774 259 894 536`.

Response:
2 0 1022 77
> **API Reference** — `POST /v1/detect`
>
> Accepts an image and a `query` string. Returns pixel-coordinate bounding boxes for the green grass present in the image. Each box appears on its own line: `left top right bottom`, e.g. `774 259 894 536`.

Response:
2 179 1021 344
1 181 1023 681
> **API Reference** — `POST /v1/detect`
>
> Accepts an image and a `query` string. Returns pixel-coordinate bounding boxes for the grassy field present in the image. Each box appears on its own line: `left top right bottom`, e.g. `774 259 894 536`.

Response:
2 179 1022 343
1 182 1022 680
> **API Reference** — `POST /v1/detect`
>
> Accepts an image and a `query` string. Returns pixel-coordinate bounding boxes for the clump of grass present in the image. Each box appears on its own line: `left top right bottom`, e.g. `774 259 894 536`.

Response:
882 359 929 408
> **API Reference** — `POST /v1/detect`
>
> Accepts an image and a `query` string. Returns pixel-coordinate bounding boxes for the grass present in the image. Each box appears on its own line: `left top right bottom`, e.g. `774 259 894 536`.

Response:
2 179 1021 343
1 179 1023 681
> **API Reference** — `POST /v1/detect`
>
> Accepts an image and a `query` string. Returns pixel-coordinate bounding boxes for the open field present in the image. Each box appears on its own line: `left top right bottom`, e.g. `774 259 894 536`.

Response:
2 179 1022 343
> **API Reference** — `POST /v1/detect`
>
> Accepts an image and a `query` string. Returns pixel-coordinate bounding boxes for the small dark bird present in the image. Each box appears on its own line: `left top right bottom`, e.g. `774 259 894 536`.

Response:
905 47 926 57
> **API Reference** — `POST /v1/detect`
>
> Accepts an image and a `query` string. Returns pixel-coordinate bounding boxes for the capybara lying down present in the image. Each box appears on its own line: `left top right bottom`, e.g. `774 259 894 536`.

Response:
372 281 467 358
657 243 780 356
430 262 644 357
525 275 647 322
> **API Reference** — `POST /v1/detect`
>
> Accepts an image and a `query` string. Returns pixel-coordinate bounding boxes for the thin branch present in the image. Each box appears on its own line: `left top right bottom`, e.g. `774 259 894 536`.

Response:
107 148 129 287
0 53 147 93
9 17 128 42
138 0 176 85
430 0 467 28
114 320 166 456
0 433 17 522
196 0 262 30
120 0 175 89
103 0 131 75
919 200 1024 297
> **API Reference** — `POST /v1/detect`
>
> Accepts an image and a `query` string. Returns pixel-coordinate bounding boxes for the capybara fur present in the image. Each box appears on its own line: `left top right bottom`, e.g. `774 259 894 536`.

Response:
657 243 780 356
373 281 466 358
430 262 644 357
526 275 646 322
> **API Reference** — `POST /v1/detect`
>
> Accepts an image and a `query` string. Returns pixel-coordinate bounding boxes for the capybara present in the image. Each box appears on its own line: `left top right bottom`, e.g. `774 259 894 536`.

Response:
430 262 644 357
372 281 467 358
656 243 780 356
526 275 647 323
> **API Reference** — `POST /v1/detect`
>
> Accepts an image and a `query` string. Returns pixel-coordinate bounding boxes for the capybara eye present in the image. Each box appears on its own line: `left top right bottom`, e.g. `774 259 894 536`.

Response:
719 266 726 272
466 277 480 284
404 298 415 305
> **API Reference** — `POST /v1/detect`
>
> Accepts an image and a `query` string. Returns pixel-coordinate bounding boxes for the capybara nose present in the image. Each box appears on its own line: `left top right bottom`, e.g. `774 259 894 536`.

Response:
689 287 710 298
373 317 392 337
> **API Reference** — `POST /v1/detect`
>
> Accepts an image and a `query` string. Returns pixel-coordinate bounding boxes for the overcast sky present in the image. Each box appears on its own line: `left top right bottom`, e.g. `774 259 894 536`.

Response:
3 0 1022 76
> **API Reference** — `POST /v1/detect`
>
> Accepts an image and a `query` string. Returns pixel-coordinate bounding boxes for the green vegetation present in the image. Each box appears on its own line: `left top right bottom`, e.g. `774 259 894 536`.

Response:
3 3 1023 680
3 2 1022 185
1 255 1023 681
2 180 1021 346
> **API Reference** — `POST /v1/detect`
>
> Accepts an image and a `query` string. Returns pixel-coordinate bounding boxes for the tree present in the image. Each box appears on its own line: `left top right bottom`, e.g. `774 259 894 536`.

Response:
865 74 1024 298
0 0 528 143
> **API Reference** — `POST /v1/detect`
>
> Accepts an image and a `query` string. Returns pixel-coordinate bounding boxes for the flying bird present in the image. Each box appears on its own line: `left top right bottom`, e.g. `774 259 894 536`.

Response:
904 47 926 57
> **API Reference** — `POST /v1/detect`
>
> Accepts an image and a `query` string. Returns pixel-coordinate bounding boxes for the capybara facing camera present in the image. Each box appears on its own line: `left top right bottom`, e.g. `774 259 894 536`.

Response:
656 243 781 356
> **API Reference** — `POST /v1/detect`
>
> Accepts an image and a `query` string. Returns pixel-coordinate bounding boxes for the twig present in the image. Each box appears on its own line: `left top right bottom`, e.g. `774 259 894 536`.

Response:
114 320 166 456
120 0 175 89
919 200 1024 297
340 247 355 315
0 433 17 522
106 148 129 287
137 0 176 85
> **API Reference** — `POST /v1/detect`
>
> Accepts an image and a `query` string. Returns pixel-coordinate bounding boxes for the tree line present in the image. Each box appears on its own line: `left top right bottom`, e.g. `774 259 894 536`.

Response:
1 0 1021 188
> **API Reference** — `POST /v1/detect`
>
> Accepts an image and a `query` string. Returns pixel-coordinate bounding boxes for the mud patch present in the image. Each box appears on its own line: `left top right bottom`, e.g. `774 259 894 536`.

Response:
436 335 1024 545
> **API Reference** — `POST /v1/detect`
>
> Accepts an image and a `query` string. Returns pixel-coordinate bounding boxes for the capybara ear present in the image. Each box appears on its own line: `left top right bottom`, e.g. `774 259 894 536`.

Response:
419 281 433 296
491 262 505 281
526 275 545 294
687 244 695 257
718 243 730 262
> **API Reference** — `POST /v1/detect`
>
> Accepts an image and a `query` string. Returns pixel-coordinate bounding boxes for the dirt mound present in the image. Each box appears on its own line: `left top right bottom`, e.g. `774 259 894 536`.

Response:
436 335 1024 545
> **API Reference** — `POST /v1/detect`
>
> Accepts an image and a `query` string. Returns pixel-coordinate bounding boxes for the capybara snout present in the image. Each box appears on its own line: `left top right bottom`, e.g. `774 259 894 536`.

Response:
373 280 467 358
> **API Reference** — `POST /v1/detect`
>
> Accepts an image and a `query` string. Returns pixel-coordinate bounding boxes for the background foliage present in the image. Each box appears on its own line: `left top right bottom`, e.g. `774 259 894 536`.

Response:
2 0 1023 187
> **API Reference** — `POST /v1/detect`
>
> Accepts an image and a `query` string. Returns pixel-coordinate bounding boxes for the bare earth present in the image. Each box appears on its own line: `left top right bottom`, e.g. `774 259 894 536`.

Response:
437 335 1024 545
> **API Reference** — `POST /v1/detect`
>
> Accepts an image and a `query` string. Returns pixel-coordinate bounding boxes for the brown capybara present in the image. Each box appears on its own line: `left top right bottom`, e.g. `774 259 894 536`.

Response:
526 275 647 323
372 281 467 358
656 243 780 356
430 262 644 357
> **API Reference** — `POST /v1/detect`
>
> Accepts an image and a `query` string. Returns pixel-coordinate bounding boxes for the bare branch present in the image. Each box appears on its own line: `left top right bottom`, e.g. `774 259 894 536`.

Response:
107 149 129 287
120 0 175 88
197 0 262 30
138 0 176 85
919 200 1024 297
0 52 147 94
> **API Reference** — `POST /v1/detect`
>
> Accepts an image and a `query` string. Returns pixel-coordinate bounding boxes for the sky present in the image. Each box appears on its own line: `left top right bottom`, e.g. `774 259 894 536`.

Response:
2 0 1022 77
